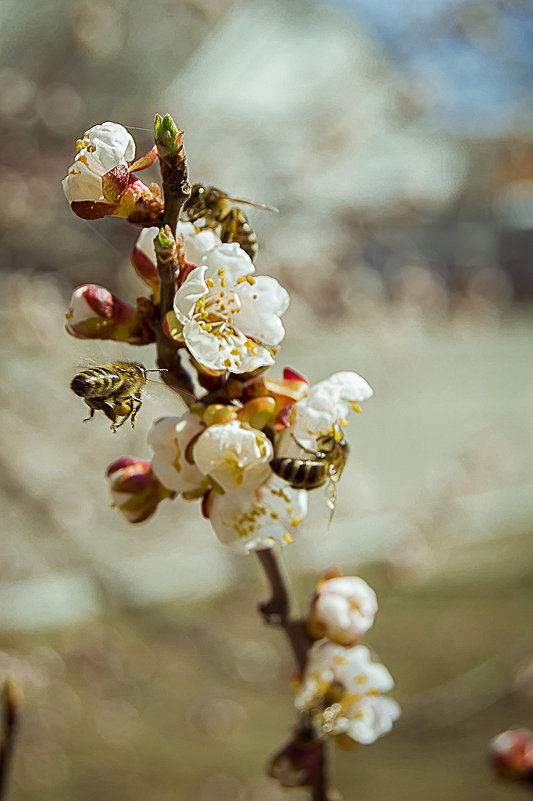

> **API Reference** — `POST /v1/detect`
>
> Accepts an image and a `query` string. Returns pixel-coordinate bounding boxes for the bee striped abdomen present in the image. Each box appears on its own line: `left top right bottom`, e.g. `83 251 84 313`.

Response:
70 367 121 398
270 457 327 490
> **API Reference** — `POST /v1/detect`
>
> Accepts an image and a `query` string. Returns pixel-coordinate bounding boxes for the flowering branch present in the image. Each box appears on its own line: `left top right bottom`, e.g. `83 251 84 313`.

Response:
62 114 400 800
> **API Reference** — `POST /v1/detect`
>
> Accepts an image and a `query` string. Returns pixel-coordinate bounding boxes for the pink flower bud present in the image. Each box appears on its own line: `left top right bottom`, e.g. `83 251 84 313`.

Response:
65 284 155 345
308 574 378 646
268 736 323 788
489 729 533 784
106 458 175 524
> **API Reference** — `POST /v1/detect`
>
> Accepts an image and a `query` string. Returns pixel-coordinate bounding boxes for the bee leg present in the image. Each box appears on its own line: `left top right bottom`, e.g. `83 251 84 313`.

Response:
290 433 322 457
82 401 96 423
130 398 143 428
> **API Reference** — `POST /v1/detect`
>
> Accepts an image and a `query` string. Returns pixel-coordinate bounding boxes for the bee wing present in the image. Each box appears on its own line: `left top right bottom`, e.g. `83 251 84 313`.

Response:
223 196 279 213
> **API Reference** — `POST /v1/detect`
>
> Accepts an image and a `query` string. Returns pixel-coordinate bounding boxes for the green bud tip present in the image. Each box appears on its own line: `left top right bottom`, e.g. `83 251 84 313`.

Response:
154 113 182 157
156 225 174 250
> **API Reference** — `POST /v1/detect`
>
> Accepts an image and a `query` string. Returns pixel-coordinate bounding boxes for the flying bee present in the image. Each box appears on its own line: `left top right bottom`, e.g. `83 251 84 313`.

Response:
270 428 350 515
70 361 161 432
182 183 278 262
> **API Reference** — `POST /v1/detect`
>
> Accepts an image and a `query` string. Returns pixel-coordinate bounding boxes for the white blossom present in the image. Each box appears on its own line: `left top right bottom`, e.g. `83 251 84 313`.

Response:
193 420 273 494
135 223 220 272
208 476 308 553
62 122 135 203
173 243 289 373
309 576 378 646
292 371 373 444
295 642 400 745
148 414 207 495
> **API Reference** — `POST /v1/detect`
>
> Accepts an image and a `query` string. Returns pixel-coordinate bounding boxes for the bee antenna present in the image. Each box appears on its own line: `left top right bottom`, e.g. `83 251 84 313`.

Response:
145 368 168 373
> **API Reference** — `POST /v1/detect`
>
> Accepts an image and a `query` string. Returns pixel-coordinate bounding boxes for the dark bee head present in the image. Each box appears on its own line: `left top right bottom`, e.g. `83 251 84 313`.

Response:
189 184 205 202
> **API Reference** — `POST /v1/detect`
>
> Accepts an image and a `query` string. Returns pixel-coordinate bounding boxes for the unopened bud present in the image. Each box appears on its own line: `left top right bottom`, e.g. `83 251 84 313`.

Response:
489 728 533 784
106 458 175 524
268 736 323 788
203 404 238 427
237 396 276 430
307 574 378 646
65 284 155 345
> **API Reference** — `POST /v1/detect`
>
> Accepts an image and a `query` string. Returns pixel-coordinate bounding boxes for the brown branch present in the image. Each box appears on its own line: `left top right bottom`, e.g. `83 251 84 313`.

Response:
256 548 311 674
256 550 336 801
0 681 19 801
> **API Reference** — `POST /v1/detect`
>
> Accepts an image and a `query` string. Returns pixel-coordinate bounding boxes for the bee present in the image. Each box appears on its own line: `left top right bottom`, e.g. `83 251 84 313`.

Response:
182 183 278 262
70 361 152 432
270 428 349 514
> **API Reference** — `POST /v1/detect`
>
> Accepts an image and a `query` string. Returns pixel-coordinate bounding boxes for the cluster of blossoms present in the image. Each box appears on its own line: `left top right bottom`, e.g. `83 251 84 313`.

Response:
270 572 400 786
63 116 399 794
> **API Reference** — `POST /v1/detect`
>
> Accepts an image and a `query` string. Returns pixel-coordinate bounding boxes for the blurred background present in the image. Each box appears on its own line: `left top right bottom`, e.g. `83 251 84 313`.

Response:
2 0 533 798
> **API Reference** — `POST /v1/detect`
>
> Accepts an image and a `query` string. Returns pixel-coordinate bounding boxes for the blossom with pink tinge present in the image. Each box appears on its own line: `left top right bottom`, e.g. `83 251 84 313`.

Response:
295 641 400 745
62 122 135 204
308 575 378 646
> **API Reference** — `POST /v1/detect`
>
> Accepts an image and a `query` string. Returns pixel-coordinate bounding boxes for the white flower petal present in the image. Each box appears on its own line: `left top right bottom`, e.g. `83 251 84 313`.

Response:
234 276 289 345
180 221 219 265
201 242 255 284
148 414 207 494
345 697 401 745
175 266 209 323
78 122 135 167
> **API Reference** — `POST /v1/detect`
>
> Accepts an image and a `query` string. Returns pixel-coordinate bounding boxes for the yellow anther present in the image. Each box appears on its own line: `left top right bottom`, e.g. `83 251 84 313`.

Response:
246 275 255 285
252 294 258 300
217 267 225 276
75 138 84 151
236 276 246 284
204 324 213 332
206 278 215 288
351 402 362 413
290 516 301 527
286 506 293 514
270 512 279 520
221 277 226 288
339 417 349 427
283 532 294 544
224 357 232 367
355 673 367 684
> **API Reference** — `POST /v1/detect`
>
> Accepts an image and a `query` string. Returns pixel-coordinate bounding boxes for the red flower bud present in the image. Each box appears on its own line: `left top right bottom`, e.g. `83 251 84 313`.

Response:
65 284 155 345
268 736 323 788
106 458 175 524
489 728 533 784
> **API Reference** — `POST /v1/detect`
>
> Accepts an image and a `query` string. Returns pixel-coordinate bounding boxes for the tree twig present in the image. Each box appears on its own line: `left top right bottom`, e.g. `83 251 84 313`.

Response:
256 548 311 674
0 681 19 801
